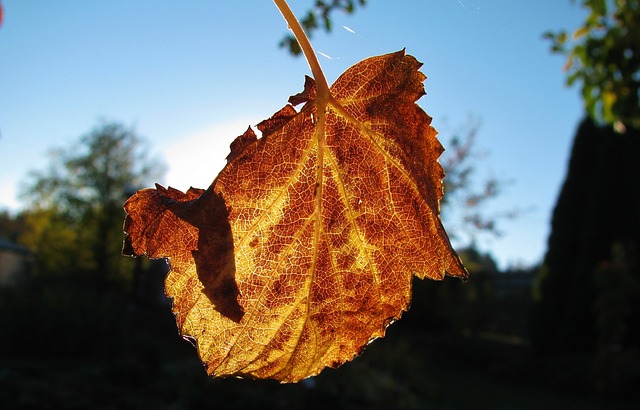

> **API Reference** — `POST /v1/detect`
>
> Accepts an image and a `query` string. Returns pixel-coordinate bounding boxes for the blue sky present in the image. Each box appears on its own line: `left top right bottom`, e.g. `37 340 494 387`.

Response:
0 1 586 268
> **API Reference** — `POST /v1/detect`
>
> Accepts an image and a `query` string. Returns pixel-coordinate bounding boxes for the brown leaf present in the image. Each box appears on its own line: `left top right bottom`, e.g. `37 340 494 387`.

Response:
123 50 467 382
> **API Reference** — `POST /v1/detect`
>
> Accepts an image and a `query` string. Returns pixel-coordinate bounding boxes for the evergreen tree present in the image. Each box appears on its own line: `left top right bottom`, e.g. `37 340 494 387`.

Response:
532 118 640 355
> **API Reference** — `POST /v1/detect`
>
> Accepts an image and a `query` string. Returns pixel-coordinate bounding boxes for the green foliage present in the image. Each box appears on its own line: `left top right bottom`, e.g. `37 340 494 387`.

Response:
280 0 367 55
546 0 640 131
20 208 92 276
19 121 164 284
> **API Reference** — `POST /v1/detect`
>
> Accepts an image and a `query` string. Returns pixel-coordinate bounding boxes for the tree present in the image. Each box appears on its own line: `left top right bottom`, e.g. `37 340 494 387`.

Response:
439 122 515 243
532 118 640 363
535 4 640 394
536 0 640 353
546 0 640 132
20 121 165 284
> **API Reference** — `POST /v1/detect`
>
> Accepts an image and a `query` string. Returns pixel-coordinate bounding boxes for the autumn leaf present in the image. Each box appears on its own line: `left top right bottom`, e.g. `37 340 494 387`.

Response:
123 48 467 382
123 0 466 383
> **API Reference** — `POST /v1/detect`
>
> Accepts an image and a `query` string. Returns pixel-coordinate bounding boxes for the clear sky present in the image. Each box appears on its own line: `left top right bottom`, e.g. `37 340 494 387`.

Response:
0 0 586 268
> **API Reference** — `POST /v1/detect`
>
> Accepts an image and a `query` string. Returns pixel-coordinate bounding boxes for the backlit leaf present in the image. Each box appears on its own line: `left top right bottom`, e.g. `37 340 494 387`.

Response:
123 50 467 382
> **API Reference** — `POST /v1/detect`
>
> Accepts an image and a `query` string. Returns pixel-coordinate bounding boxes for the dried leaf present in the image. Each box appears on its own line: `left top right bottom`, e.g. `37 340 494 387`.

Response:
123 50 467 382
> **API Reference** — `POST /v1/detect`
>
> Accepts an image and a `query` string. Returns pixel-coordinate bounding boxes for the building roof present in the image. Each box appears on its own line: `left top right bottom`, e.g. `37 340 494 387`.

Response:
0 237 31 254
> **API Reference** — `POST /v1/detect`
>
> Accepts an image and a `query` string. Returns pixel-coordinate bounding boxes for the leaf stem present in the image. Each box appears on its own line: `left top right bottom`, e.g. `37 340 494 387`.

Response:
273 0 330 102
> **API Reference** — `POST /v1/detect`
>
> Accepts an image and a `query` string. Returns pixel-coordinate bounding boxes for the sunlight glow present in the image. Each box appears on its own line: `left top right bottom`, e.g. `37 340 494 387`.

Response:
163 118 261 192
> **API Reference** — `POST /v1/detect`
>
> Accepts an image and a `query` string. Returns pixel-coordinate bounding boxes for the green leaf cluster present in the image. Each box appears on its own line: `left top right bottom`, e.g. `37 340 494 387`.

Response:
280 0 366 55
546 0 640 131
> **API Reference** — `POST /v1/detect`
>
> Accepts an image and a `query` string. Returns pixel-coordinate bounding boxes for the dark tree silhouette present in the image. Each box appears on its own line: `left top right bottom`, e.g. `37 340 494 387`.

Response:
532 118 640 361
